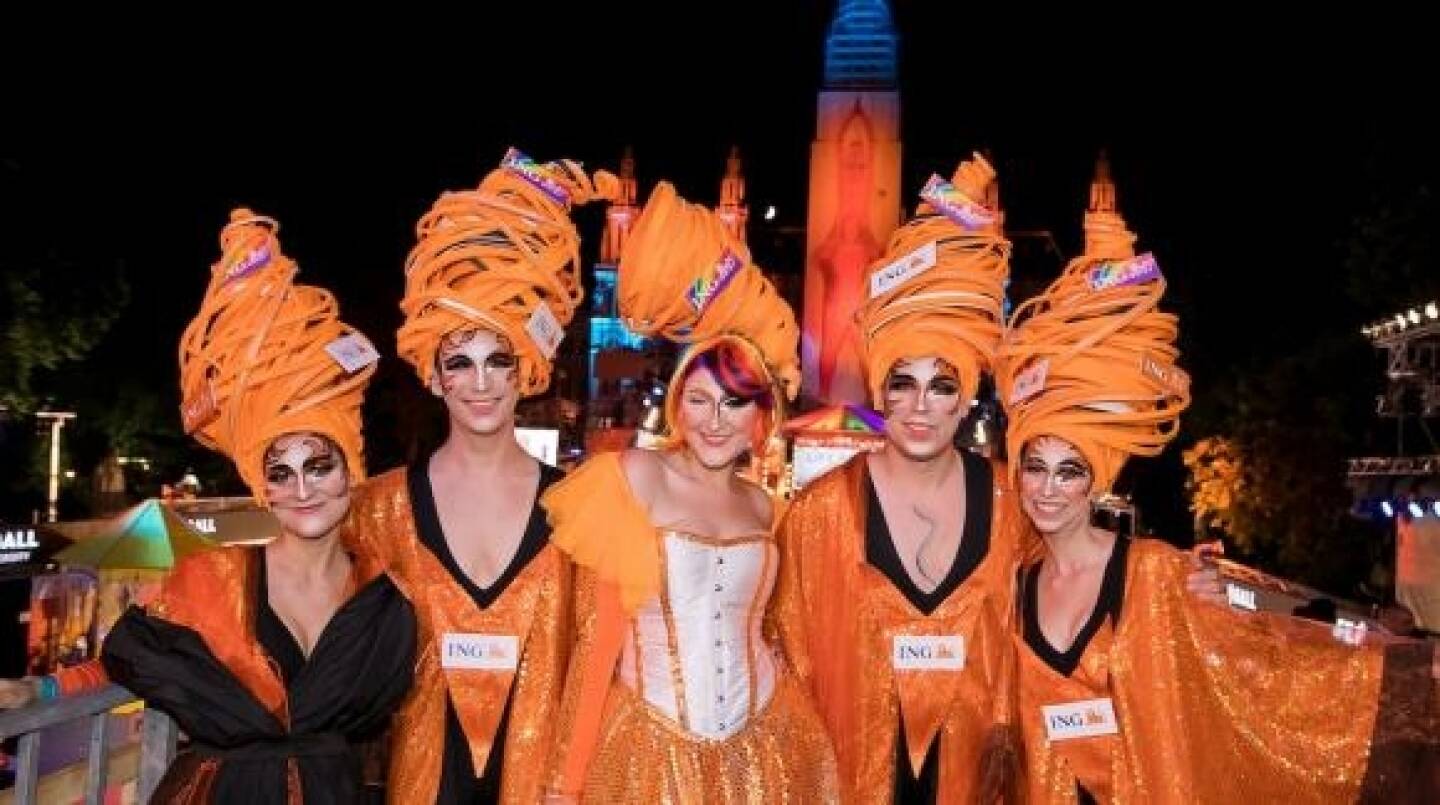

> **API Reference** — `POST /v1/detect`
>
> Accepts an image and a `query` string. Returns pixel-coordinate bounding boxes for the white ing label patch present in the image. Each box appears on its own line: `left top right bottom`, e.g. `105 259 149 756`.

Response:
1226 583 1257 611
870 241 938 299
325 333 381 373
1042 698 1119 742
441 633 519 670
891 635 965 670
526 302 565 360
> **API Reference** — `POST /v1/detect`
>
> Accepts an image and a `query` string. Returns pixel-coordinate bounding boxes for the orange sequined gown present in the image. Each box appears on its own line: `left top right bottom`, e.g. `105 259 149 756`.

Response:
543 452 839 803
771 452 1025 804
345 459 572 804
1015 537 1439 804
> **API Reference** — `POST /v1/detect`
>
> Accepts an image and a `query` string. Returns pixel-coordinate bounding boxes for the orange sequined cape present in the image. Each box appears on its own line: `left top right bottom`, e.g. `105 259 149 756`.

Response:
1015 537 1439 804
771 453 1024 804
345 467 572 805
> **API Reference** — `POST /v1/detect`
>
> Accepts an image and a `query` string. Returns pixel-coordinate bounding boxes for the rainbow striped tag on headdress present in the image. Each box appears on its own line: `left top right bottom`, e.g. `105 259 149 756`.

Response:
920 174 997 231
1087 253 1161 291
221 245 272 285
687 248 744 313
501 148 572 206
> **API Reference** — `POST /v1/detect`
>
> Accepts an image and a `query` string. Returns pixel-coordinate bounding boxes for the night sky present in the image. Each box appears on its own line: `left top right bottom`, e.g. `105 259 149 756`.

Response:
4 4 1437 510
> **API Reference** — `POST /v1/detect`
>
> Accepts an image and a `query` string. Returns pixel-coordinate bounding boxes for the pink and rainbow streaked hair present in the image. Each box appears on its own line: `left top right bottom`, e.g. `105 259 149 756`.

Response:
662 335 782 453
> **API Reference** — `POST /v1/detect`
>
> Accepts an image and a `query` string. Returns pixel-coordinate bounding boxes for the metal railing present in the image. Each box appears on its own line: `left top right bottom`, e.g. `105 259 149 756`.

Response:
0 685 175 804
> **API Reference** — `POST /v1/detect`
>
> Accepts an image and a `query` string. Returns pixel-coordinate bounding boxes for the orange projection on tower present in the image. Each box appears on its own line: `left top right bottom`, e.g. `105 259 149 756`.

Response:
803 0 901 405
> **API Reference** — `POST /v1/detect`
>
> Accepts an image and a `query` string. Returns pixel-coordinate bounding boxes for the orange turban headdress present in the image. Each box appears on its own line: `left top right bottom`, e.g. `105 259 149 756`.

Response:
178 209 379 505
995 202 1190 492
617 181 800 397
615 180 801 444
857 153 1011 409
397 149 618 396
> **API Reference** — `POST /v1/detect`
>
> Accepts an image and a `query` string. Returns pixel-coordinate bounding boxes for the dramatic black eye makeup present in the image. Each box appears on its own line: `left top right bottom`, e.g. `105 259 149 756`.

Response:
263 436 341 486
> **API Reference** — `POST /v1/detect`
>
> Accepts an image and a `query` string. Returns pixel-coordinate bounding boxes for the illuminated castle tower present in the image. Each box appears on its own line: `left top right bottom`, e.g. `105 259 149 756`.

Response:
586 147 654 435
802 0 902 405
601 145 639 264
1089 150 1117 216
717 145 749 245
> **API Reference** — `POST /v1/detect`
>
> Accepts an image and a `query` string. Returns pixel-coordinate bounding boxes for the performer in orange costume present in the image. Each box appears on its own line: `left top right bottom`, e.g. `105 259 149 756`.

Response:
542 180 838 803
344 150 616 804
1 209 416 804
775 154 1028 805
996 195 1440 804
